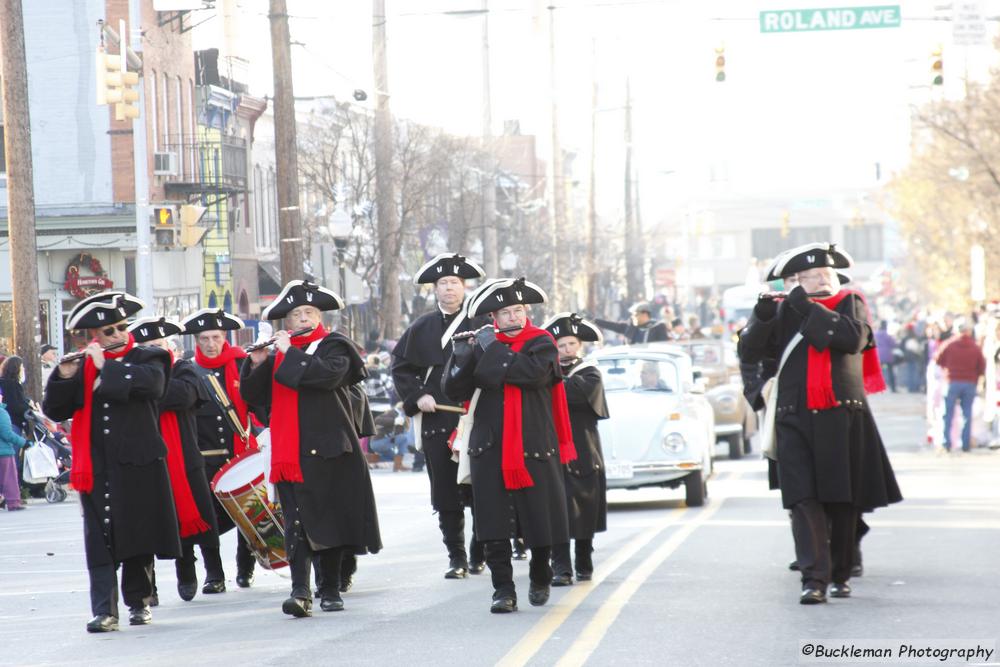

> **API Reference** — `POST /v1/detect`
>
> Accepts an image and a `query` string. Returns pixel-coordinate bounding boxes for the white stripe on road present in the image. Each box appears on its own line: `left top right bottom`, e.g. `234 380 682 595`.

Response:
555 501 725 667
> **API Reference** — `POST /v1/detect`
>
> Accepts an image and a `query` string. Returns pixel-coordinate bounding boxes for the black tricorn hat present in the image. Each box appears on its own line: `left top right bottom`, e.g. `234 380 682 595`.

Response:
181 308 246 335
541 312 603 343
413 253 486 285
66 291 145 331
469 277 547 317
770 242 854 279
766 249 851 284
128 317 183 343
262 280 345 320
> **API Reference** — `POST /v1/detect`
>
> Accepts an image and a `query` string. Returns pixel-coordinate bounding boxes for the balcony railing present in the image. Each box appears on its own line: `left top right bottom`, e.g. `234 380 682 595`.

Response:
159 133 247 194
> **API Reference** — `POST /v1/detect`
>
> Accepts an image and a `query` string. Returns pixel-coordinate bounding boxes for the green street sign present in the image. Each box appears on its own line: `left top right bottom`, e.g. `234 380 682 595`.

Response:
760 6 902 33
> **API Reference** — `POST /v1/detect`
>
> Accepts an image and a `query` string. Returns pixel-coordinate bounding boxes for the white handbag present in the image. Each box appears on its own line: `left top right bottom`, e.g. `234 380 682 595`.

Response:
760 333 803 461
452 388 482 485
23 441 59 483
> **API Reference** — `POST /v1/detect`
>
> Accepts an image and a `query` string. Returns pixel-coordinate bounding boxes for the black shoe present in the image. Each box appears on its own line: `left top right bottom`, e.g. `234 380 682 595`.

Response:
445 558 469 579
512 551 528 561
490 596 517 614
339 575 353 593
281 596 312 618
178 580 198 602
528 583 550 606
235 572 254 588
148 593 159 608
86 615 119 633
829 582 852 598
551 573 573 587
575 572 593 582
320 595 345 612
128 606 152 625
788 560 800 571
850 563 863 578
799 587 827 605
202 580 226 594
469 561 486 575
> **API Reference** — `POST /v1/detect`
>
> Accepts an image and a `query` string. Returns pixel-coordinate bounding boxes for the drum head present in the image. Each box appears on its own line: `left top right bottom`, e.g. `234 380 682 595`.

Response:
213 450 264 493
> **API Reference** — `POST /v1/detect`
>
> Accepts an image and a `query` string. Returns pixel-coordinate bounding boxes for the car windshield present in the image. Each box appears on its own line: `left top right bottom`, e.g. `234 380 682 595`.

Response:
682 343 722 368
596 357 680 393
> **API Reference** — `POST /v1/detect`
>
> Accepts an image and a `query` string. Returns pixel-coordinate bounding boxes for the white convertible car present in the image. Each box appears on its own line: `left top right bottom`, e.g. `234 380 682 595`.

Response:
589 344 716 506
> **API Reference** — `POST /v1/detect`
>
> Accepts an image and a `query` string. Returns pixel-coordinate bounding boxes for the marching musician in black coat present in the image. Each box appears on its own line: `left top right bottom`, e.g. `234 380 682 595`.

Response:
443 278 576 614
128 317 220 603
43 292 181 633
737 243 901 605
181 309 259 593
391 253 490 579
241 280 382 618
542 313 609 586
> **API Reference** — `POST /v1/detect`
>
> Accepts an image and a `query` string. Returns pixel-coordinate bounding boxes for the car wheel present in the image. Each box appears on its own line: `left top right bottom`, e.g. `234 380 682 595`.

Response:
685 470 706 507
726 432 744 460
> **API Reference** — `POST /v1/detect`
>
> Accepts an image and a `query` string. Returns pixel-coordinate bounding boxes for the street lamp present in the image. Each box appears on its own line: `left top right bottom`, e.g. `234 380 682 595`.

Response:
328 206 353 335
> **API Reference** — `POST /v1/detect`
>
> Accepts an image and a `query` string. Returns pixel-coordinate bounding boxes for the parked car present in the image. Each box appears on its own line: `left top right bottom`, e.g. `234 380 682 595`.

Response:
674 339 758 459
589 343 715 506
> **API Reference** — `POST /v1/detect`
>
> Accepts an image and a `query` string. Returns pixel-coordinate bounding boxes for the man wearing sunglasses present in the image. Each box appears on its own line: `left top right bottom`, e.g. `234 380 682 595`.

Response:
43 291 181 633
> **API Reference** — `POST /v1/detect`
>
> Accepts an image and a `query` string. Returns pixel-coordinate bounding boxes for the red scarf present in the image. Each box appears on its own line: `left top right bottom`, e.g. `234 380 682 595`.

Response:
806 289 886 410
269 325 329 483
496 320 576 490
70 334 136 494
195 341 258 456
160 352 209 538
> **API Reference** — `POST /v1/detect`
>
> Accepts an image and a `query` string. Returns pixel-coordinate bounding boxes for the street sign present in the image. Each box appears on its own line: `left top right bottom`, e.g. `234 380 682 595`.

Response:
953 1 988 46
760 6 901 33
655 268 676 287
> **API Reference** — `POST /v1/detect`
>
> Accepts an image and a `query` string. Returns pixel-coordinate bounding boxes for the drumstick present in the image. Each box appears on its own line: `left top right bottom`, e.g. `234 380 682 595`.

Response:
434 404 466 414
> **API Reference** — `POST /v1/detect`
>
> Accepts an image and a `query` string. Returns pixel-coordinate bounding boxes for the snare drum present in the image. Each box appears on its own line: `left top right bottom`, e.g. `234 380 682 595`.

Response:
211 447 288 570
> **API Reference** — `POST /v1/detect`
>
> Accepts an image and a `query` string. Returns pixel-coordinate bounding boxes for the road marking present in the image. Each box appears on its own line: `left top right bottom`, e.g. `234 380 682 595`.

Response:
495 506 690 667
555 500 724 667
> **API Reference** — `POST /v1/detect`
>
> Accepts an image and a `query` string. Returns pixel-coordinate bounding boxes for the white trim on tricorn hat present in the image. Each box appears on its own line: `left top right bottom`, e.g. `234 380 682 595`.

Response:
128 317 183 343
771 242 854 279
541 312 603 344
262 280 345 320
413 253 486 285
66 291 145 331
470 277 547 317
181 308 246 335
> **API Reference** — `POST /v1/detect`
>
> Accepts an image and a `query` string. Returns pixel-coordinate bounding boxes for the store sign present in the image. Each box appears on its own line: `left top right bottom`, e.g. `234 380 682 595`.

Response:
64 253 114 300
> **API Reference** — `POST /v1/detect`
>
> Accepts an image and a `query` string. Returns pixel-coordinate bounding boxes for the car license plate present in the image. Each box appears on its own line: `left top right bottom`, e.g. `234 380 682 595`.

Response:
605 461 634 480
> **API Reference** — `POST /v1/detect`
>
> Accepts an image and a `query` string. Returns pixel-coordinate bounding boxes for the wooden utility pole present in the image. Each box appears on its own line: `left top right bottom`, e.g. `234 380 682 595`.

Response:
269 0 304 285
623 77 642 303
480 0 498 276
0 0 42 400
586 38 599 314
547 6 566 310
373 0 401 338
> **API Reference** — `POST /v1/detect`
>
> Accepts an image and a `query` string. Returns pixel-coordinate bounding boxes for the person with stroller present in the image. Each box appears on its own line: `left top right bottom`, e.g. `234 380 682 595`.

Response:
0 399 27 510
43 291 181 632
0 356 34 433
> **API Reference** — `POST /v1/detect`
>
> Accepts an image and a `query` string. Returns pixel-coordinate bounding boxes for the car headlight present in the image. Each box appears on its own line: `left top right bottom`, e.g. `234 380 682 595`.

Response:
715 394 738 413
662 432 685 453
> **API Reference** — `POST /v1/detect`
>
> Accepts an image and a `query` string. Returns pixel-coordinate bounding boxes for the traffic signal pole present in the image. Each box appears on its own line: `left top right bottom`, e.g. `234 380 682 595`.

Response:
126 6 153 314
0 0 42 399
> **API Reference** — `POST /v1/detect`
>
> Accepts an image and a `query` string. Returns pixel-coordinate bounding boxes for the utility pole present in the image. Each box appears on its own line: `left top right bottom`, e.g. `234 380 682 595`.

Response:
480 0 498 276
623 77 642 303
126 4 153 315
373 0 401 338
547 6 566 310
0 0 41 400
269 0 304 285
586 38 598 314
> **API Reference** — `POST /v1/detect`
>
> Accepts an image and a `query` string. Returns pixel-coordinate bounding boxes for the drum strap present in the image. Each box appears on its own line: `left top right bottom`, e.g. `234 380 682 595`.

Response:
201 449 229 457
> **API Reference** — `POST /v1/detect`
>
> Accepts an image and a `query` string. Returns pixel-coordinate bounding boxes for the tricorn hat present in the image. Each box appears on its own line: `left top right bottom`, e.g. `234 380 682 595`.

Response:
469 277 547 317
413 253 486 285
766 249 851 284
128 317 184 343
66 291 145 331
541 312 603 343
262 280 345 320
770 243 854 279
181 308 245 335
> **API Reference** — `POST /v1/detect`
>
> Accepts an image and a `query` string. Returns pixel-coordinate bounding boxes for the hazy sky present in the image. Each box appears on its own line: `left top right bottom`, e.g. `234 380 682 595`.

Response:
193 0 1000 223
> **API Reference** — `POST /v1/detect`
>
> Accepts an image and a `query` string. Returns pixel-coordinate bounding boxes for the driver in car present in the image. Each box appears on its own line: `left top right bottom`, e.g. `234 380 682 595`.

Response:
639 361 668 390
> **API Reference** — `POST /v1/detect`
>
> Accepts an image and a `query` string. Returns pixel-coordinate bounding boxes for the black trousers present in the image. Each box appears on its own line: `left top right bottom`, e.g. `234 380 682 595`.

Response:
438 509 484 565
88 554 154 618
290 539 343 600
176 543 226 583
552 539 594 577
312 551 357 591
791 499 857 588
485 540 552 599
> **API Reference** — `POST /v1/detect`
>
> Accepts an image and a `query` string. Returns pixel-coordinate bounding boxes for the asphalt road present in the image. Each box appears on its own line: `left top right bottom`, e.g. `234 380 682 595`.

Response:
2 392 998 666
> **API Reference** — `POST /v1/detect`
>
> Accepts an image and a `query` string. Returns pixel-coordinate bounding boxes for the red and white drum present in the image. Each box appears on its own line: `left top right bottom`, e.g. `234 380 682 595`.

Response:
211 447 288 570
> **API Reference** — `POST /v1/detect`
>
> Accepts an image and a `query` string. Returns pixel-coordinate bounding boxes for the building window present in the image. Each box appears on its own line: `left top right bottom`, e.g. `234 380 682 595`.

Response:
149 70 158 152
751 226 831 261
843 224 883 262
175 76 184 177
162 72 170 149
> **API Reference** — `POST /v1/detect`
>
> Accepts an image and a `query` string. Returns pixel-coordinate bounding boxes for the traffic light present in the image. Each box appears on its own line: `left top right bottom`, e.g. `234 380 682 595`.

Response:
179 204 209 247
95 45 139 120
715 46 726 83
780 210 791 238
930 46 943 86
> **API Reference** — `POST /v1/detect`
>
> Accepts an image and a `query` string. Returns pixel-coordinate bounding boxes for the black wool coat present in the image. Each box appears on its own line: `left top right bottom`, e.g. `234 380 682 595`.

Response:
738 293 903 510
561 359 609 539
240 332 382 559
43 345 182 566
392 306 489 511
442 334 569 548
160 358 220 548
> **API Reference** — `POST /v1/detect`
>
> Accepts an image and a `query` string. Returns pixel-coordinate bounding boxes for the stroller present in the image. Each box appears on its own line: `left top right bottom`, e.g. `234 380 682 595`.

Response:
21 409 72 503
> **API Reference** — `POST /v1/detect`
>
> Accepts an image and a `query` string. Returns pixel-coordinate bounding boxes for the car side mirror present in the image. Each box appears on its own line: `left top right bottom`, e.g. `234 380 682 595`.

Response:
690 378 707 394
692 369 703 380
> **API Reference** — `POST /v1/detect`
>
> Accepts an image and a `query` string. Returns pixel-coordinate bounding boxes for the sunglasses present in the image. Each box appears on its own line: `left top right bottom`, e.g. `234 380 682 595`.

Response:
101 323 129 336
